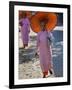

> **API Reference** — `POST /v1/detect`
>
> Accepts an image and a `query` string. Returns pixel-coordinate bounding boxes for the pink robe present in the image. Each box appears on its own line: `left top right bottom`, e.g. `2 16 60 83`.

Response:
19 18 30 45
37 31 53 73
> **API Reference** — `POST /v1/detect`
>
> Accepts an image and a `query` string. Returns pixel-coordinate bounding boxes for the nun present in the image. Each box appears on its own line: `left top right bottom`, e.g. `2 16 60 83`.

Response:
36 22 54 78
19 13 30 48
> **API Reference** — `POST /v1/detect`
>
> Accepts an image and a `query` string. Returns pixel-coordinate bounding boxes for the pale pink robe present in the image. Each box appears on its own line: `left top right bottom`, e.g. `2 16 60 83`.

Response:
19 18 30 45
37 30 53 73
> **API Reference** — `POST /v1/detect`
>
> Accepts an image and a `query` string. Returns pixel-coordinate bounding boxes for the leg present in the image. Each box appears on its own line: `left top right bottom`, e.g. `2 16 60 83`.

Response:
49 69 53 75
25 44 28 46
43 71 48 78
23 44 25 48
23 44 28 49
43 74 46 78
49 68 54 75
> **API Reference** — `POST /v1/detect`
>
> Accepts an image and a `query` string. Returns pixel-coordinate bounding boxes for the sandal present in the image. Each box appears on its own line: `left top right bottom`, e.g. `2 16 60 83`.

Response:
49 69 53 75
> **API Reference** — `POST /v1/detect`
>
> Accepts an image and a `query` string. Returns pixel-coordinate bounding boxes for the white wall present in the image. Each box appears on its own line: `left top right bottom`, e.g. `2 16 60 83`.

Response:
0 0 72 90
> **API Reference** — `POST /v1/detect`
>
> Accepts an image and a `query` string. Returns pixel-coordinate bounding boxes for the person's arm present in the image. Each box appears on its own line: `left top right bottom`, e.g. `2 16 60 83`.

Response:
28 25 30 33
49 32 54 46
47 32 54 46
27 18 30 33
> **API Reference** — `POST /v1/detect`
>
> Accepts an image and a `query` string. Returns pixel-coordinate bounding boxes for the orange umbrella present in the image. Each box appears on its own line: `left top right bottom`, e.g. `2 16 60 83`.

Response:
30 12 57 33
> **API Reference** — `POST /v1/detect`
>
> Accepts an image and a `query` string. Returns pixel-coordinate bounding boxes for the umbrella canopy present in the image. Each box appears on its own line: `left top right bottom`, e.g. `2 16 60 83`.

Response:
30 12 57 33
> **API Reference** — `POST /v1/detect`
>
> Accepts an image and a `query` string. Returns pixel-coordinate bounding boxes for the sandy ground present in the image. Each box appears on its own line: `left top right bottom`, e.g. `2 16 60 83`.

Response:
19 48 55 79
19 30 63 79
